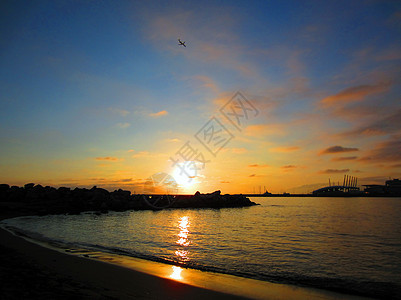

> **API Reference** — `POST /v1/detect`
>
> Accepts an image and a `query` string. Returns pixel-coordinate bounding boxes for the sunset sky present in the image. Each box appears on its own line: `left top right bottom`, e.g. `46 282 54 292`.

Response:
1 0 401 194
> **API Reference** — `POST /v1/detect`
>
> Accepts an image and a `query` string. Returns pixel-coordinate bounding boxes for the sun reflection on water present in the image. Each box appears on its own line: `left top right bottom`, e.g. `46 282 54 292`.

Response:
170 266 183 280
176 216 190 247
175 249 190 261
170 216 191 281
175 216 191 263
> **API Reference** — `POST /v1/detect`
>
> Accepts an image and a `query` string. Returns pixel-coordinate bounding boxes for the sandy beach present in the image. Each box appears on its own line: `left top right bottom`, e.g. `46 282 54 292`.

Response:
0 213 247 300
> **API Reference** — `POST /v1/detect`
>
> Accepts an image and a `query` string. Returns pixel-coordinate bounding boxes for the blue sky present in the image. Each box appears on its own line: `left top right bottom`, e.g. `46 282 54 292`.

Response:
1 0 400 193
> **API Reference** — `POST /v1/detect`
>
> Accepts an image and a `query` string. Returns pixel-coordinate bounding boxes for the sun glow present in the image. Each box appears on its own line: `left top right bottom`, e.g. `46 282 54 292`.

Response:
170 266 183 280
172 162 199 192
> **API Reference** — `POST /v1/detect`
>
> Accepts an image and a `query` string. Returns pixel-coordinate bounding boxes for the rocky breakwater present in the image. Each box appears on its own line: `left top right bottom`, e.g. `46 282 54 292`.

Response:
0 184 258 215
171 190 258 208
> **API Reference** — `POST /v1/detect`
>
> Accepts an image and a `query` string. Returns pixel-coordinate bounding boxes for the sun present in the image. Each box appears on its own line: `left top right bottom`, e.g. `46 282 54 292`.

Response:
172 161 199 193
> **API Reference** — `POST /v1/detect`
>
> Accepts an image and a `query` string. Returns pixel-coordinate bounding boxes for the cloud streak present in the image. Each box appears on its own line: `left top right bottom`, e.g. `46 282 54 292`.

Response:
245 124 285 137
331 156 358 162
149 110 168 117
281 165 296 171
320 82 391 107
131 151 150 158
320 146 359 155
231 148 248 154
338 108 401 137
319 169 350 174
359 136 401 163
270 146 300 153
95 157 120 161
249 164 269 168
249 174 264 177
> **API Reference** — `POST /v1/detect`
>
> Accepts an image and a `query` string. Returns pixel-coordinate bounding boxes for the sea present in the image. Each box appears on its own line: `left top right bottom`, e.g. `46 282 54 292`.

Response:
2 197 401 299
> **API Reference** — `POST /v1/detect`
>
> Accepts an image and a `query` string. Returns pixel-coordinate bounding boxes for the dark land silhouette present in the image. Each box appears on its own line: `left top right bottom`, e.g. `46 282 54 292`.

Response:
0 184 257 216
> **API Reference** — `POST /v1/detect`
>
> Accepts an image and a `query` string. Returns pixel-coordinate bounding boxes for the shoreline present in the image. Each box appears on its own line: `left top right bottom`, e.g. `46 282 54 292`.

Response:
0 214 371 300
0 215 245 300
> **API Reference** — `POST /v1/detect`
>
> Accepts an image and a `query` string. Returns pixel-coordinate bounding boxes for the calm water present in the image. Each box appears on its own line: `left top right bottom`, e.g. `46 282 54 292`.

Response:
3 197 401 299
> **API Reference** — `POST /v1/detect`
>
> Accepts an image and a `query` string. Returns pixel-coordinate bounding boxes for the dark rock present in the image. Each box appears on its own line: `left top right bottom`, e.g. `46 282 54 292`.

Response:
24 183 35 190
0 184 258 214
0 184 9 191
170 191 257 209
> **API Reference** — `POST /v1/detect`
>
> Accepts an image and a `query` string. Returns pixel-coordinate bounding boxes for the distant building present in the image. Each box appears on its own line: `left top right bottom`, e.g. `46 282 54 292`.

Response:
385 179 401 195
312 185 362 196
312 174 361 196
363 179 401 196
363 184 386 195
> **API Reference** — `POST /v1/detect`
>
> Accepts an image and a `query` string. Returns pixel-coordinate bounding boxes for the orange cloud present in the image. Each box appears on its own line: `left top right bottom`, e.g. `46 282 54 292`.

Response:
331 156 358 162
338 108 401 137
213 94 230 108
244 124 285 137
320 82 391 106
149 110 168 117
194 75 219 93
320 146 359 155
281 165 296 171
359 136 401 163
95 157 119 161
319 169 350 174
231 148 247 154
132 151 150 158
270 146 300 153
165 138 180 143
248 164 269 168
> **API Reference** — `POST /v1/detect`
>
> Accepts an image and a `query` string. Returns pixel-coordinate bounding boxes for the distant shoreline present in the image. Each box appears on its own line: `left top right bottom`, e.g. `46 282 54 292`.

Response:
242 193 401 197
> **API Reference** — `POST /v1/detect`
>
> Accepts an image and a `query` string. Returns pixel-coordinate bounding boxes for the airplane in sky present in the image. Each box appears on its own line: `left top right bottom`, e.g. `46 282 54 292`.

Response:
178 39 186 47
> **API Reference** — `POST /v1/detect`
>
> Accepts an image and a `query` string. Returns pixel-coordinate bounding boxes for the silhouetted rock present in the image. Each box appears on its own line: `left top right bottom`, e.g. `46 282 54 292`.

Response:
170 191 257 209
0 184 10 202
24 183 35 190
0 184 258 215
0 184 9 191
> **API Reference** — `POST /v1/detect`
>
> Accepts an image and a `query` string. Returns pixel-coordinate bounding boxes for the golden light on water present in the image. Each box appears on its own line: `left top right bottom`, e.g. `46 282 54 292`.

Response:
170 266 183 280
176 216 190 247
170 216 191 280
174 216 191 264
175 249 190 261
179 216 189 230
177 237 189 246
